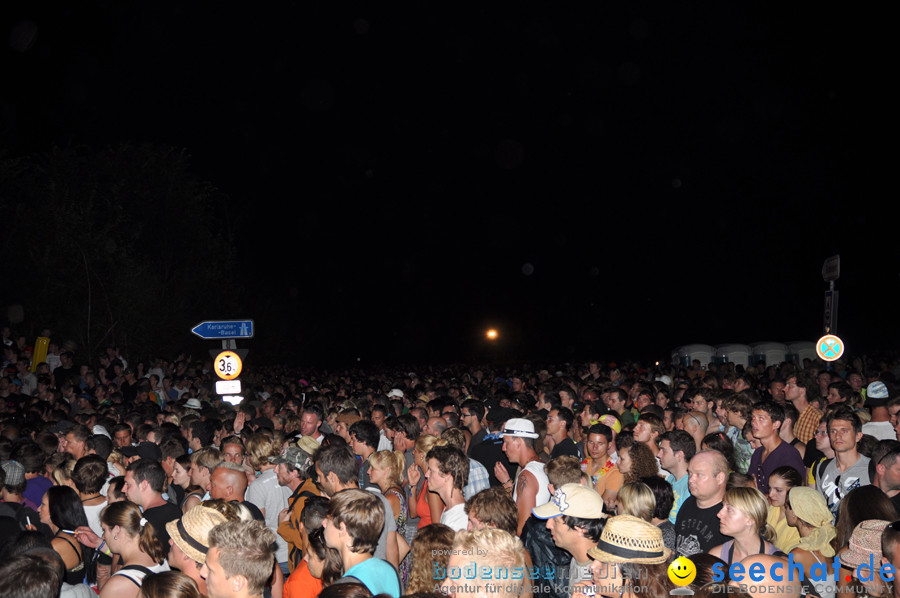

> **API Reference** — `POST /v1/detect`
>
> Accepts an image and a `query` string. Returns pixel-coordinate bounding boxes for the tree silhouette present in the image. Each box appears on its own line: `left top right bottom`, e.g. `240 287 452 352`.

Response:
1 143 241 359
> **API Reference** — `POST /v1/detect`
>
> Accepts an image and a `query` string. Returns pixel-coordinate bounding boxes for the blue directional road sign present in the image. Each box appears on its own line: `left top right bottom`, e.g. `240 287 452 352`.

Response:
191 320 254 340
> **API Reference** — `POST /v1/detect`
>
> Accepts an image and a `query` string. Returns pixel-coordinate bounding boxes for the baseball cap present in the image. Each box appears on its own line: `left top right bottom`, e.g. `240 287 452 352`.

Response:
269 437 319 469
866 381 890 409
868 381 889 399
1 460 26 486
598 414 622 434
533 484 607 519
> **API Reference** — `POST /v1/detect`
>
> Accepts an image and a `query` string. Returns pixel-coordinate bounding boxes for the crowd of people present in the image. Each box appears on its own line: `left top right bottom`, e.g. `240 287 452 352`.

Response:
3 327 900 598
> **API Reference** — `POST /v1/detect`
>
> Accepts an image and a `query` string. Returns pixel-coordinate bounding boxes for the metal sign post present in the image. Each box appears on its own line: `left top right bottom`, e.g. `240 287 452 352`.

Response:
191 319 252 404
821 255 840 334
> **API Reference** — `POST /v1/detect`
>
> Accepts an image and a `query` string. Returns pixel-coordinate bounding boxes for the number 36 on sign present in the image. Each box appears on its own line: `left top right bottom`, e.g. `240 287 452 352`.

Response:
214 351 243 380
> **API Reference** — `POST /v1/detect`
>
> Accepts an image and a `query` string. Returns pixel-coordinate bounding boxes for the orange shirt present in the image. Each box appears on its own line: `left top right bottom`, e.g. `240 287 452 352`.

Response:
594 464 624 496
283 560 322 598
416 479 433 528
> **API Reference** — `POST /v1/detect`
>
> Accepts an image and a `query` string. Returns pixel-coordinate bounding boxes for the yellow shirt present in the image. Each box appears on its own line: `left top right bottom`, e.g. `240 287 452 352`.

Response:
768 505 800 553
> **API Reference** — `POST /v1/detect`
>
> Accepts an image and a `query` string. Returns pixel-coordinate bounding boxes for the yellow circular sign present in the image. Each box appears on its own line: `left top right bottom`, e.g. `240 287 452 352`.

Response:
668 556 697 587
214 351 243 380
816 334 844 362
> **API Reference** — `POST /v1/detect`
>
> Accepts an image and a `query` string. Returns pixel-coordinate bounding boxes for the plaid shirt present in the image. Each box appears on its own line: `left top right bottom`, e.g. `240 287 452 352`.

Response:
464 458 491 500
794 405 823 444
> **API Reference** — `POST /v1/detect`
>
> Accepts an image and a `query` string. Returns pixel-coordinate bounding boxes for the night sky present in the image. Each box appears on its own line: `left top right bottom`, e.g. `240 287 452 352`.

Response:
1 3 895 366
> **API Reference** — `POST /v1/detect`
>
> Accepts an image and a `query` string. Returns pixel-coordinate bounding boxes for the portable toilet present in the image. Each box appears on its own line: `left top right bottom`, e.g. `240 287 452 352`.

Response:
787 341 816 364
750 342 787 366
675 344 715 368
714 344 751 368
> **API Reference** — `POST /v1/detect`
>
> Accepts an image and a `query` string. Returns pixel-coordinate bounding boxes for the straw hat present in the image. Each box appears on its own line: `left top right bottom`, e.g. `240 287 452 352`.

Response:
840 519 891 571
587 515 672 564
166 505 227 564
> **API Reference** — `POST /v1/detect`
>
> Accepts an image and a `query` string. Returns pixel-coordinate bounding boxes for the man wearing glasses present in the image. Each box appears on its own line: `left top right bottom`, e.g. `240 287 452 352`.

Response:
816 406 870 517
459 399 486 454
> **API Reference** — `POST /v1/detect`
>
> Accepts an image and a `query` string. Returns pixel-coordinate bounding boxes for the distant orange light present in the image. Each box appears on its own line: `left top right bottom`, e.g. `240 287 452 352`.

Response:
486 329 498 340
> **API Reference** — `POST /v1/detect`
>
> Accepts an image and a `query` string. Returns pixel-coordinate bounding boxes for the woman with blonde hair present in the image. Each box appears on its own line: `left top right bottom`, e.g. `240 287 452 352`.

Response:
284 414 303 437
108 449 128 477
708 486 778 564
407 434 444 529
369 450 411 588
45 452 77 488
784 486 836 598
615 481 655 522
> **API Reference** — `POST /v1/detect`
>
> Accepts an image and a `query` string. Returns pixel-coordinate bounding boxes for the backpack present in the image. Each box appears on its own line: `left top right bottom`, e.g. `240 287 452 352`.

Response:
814 457 833 485
287 489 319 569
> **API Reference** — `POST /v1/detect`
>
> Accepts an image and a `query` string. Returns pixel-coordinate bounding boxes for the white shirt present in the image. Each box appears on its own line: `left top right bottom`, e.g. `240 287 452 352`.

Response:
246 468 291 563
513 460 552 507
441 503 468 532
862 420 896 441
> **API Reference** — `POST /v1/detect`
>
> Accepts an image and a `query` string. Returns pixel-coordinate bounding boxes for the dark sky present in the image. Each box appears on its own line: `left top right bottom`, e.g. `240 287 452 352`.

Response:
1 3 895 366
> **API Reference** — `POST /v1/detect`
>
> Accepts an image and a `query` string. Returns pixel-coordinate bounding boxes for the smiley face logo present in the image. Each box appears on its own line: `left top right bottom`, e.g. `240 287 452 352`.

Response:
668 556 696 587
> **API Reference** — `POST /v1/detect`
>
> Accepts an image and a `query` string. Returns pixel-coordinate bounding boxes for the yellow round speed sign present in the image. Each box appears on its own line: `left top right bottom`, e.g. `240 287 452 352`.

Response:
214 351 243 380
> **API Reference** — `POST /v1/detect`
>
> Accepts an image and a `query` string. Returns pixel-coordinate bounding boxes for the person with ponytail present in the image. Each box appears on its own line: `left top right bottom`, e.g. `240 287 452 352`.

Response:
97 501 170 598
708 486 779 564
